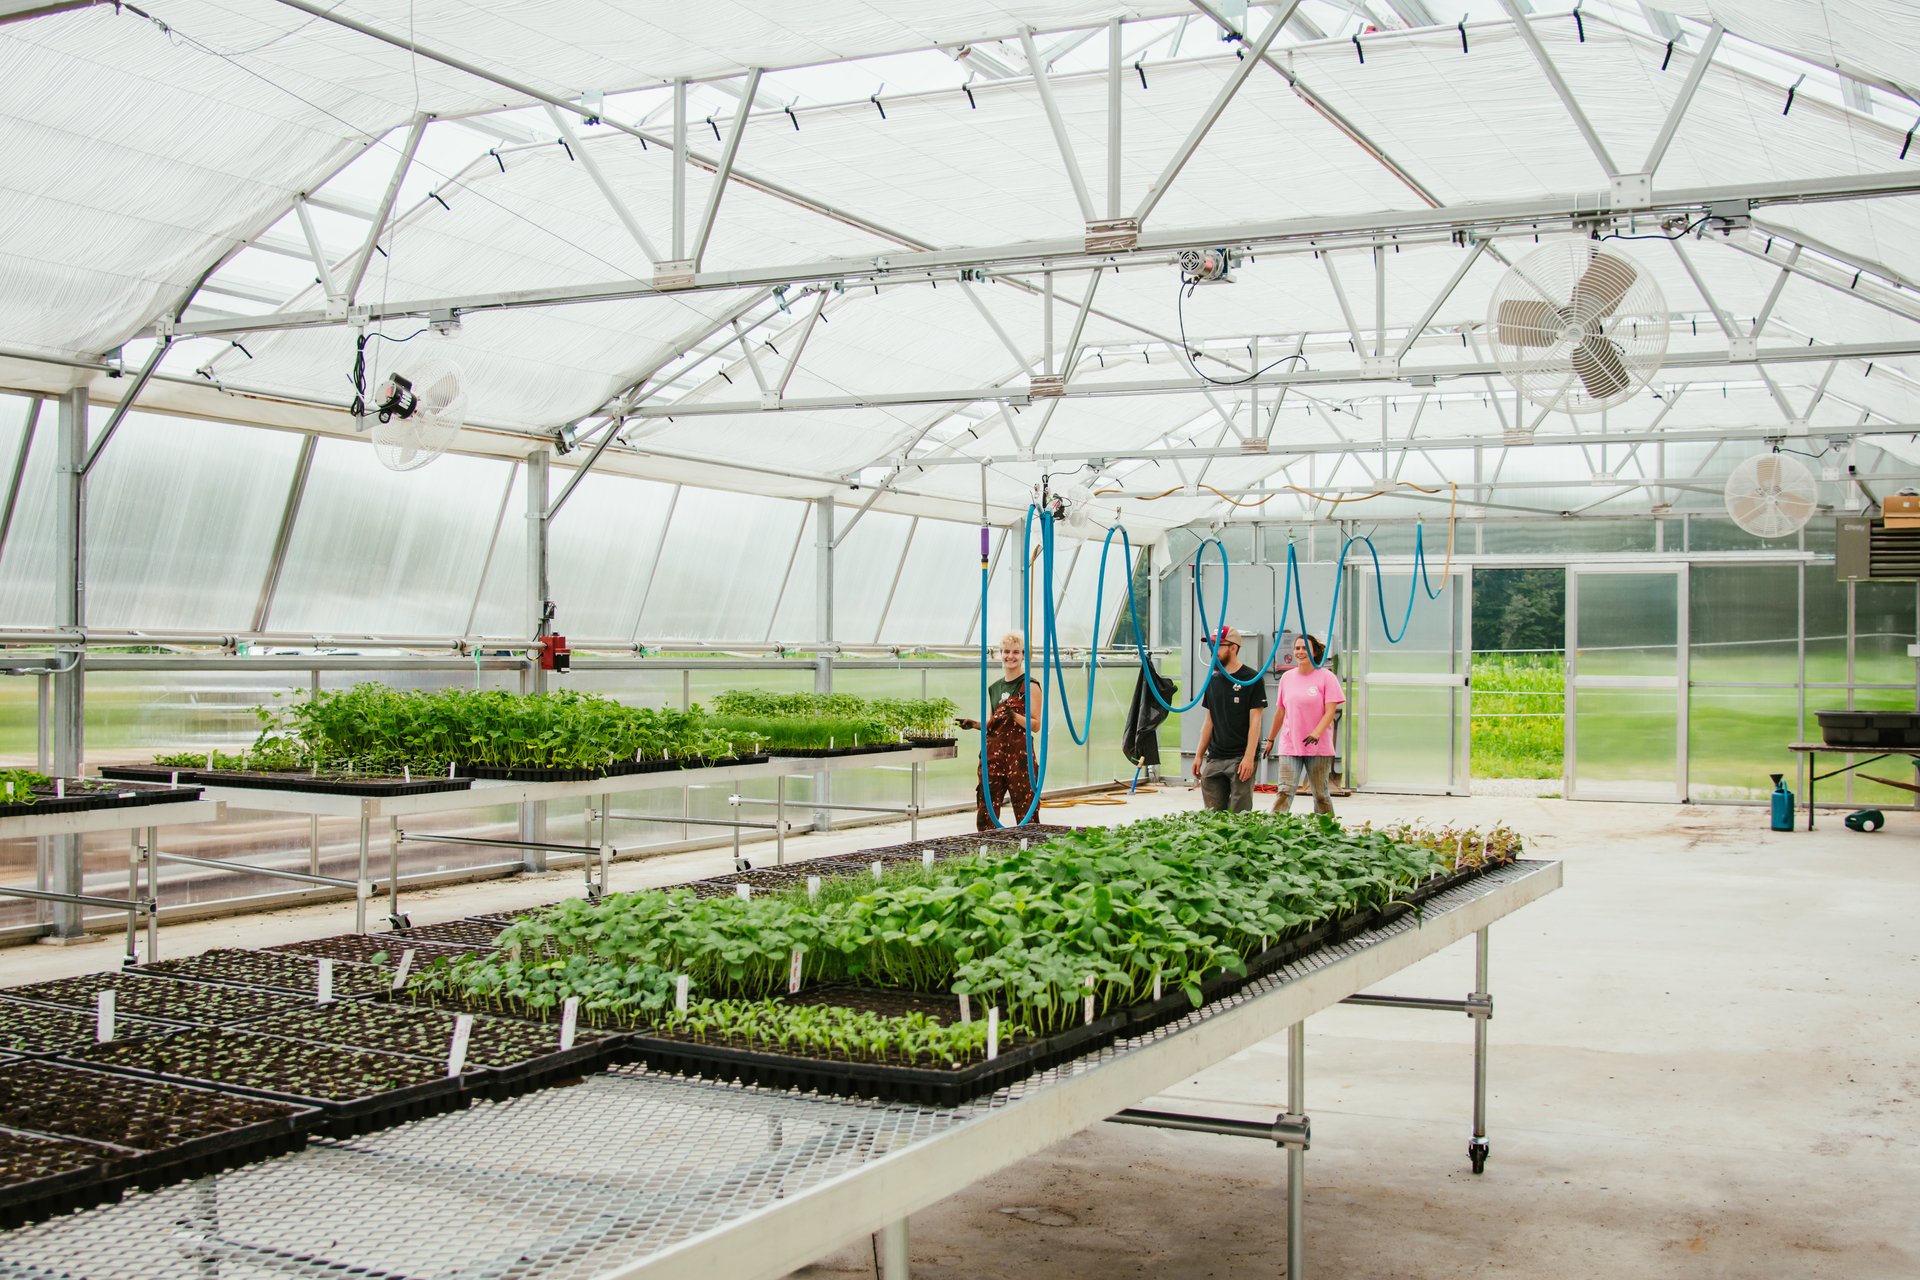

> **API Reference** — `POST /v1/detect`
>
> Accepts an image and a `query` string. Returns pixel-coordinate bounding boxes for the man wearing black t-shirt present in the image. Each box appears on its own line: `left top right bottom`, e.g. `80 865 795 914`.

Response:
1191 626 1267 812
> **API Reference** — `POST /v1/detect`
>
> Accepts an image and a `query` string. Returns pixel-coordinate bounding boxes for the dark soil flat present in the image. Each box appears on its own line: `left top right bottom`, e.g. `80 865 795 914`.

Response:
266 934 478 965
2 974 308 1026
0 1061 299 1151
134 949 389 999
0 1000 174 1056
71 1027 448 1104
390 919 506 948
247 1003 602 1068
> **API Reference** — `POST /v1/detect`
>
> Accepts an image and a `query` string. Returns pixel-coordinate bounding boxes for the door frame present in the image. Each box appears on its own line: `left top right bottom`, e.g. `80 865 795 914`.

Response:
1352 564 1472 796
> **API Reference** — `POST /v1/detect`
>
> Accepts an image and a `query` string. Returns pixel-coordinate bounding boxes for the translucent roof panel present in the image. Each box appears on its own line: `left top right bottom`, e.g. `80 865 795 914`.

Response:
878 516 985 643
0 399 47 625
545 471 678 642
267 438 512 635
85 413 303 631
831 508 914 642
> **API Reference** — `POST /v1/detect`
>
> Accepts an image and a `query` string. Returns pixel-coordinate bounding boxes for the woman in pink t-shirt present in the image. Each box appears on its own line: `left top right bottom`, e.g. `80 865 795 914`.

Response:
1261 634 1345 815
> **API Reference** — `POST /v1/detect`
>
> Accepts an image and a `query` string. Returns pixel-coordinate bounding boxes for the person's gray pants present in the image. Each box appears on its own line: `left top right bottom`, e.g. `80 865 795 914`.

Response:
1279 755 1335 815
1199 755 1253 812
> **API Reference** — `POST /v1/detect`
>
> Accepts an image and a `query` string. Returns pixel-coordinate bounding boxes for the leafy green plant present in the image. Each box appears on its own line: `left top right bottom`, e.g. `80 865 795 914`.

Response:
0 767 51 805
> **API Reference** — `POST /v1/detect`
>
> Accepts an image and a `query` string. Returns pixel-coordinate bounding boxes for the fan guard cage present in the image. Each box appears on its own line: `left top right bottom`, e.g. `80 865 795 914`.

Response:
371 353 466 472
1486 240 1669 416
1723 452 1819 539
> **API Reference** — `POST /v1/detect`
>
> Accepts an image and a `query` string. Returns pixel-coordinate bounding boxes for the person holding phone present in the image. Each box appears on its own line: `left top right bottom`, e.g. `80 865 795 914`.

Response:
958 631 1045 828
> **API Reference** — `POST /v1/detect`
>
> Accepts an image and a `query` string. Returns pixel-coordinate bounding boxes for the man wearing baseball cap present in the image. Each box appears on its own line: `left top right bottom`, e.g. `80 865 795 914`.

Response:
1191 626 1267 811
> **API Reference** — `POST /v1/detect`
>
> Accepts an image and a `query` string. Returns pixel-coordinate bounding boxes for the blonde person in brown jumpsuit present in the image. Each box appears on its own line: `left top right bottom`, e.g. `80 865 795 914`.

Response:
959 632 1046 829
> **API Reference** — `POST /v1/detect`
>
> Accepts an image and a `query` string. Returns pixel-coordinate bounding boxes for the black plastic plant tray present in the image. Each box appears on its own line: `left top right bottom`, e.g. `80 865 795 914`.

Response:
0 999 176 1057
389 918 507 948
0 1125 121 1230
134 948 389 1000
0 1061 309 1195
1 974 310 1027
0 777 204 821
765 743 915 759
100 764 473 798
621 1007 1131 1107
903 736 958 748
458 758 686 782
266 933 478 966
245 1001 610 1072
64 1027 470 1139
396 988 657 1035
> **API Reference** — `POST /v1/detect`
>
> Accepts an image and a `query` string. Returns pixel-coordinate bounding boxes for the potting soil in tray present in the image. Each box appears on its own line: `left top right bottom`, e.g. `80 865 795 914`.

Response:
0 1000 176 1056
66 1027 466 1135
764 743 915 759
0 777 203 821
99 765 472 798
0 1061 305 1180
133 948 389 999
266 932 478 966
2 973 309 1026
389 918 508 949
0 1125 119 1229
246 1002 607 1070
623 1007 1131 1108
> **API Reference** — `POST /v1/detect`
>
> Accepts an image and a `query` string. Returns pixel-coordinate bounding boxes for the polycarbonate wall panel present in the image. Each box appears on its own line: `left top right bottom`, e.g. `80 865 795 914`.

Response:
1574 572 1679 677
877 517 980 644
547 471 676 642
468 464 528 638
86 413 301 630
268 439 511 635
644 488 806 642
1690 565 1798 684
1805 568 1848 684
1853 581 1918 686
831 509 913 643
1690 686 1798 801
768 504 821 643
0 407 54 625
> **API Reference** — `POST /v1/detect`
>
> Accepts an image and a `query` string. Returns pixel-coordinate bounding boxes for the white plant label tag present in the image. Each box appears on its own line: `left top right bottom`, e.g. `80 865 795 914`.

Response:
168 771 179 787
675 974 689 1012
922 849 935 868
1152 971 1163 1002
559 997 579 1051
403 766 411 784
391 948 416 991
977 844 988 856
4 782 11 799
53 778 64 799
959 994 972 1023
806 875 821 900
1084 975 1095 1025
316 959 334 1005
446 1014 473 1076
509 940 521 964
448 761 456 778
736 883 752 902
205 751 214 770
96 989 115 1043
788 948 804 994
871 861 884 879
986 1007 1000 1060
1019 839 1028 851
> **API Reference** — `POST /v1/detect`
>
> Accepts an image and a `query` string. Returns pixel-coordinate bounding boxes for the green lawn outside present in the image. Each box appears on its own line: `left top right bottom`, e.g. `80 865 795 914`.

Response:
1470 652 1564 780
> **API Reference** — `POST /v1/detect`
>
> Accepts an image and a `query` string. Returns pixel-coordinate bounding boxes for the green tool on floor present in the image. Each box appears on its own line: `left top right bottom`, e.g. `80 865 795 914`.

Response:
1844 809 1885 832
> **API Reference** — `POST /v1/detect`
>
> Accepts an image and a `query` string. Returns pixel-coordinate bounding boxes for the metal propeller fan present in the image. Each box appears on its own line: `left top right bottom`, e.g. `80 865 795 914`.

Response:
1487 241 1668 415
366 349 466 472
1724 452 1819 538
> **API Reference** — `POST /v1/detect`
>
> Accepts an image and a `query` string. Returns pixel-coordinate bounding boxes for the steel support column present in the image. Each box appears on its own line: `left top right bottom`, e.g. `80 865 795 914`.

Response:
521 448 551 871
49 387 86 938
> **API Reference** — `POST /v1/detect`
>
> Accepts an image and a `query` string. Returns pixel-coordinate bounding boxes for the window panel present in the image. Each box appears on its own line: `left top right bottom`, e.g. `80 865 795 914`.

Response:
86 413 301 630
879 517 984 644
1689 565 1797 684
643 488 805 642
831 509 912 643
269 439 511 635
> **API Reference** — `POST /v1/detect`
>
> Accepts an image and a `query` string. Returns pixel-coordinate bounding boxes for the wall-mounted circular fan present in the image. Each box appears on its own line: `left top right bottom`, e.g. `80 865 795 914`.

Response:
1487 241 1668 415
367 350 466 472
1724 451 1819 538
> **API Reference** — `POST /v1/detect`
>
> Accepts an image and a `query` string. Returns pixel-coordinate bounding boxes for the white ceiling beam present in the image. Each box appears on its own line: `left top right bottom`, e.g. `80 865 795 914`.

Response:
146 171 1920 340
1019 28 1098 224
1392 240 1489 362
292 198 342 304
545 106 661 265
1498 0 1620 179
773 290 829 401
1133 2 1298 225
343 115 426 304
1642 23 1724 178
691 68 762 269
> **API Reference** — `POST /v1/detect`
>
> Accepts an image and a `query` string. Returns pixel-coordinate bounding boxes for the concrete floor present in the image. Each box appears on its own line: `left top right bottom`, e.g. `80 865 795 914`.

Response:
6 786 1916 1278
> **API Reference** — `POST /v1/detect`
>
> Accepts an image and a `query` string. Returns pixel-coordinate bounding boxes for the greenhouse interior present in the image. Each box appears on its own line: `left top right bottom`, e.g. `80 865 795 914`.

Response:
0 0 1912 1275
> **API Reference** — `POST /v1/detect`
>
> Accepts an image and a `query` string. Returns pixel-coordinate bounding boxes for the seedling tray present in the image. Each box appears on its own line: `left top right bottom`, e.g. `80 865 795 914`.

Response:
622 1007 1131 1107
267 933 478 966
389 918 507 949
1 974 310 1027
65 1027 469 1139
0 999 175 1057
0 777 203 821
245 1002 615 1100
765 743 915 759
904 736 958 748
99 765 471 798
133 948 389 1000
0 1125 120 1230
0 1061 307 1196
